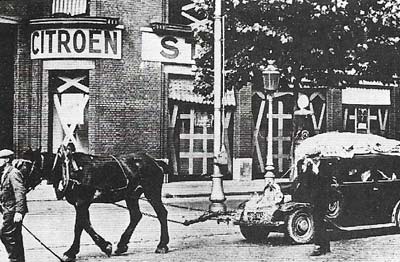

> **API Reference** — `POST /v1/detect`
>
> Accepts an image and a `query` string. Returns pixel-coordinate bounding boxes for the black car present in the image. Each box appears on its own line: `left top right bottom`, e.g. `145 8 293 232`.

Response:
234 133 400 244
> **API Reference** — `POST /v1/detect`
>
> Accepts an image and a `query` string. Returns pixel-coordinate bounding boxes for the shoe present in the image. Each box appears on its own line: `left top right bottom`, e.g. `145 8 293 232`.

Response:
310 246 330 256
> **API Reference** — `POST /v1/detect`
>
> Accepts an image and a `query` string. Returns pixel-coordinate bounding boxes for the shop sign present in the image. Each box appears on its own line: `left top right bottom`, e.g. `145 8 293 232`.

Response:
142 31 195 64
31 28 122 59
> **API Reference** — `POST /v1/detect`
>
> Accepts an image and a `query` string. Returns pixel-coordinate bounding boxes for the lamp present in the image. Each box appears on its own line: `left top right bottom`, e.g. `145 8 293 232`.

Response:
262 60 280 186
262 60 280 92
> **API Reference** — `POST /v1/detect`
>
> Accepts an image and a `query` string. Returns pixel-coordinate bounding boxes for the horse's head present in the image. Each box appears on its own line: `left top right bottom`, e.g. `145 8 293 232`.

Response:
19 148 44 191
20 146 66 189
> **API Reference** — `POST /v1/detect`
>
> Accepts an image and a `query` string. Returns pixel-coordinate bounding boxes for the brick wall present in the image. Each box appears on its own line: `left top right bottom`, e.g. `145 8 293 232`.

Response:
389 85 400 139
233 83 253 158
86 0 165 156
84 0 165 157
13 0 167 157
14 21 33 155
326 87 343 132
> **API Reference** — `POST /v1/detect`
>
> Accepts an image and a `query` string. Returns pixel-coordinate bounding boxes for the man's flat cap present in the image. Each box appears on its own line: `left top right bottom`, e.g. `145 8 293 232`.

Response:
0 149 14 158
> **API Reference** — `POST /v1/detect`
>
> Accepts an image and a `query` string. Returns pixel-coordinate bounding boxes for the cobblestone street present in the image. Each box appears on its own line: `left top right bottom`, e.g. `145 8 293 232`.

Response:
1 185 400 262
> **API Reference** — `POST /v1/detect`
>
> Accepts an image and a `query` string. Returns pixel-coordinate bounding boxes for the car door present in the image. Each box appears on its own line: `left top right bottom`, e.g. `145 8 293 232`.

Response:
372 168 400 224
338 168 378 226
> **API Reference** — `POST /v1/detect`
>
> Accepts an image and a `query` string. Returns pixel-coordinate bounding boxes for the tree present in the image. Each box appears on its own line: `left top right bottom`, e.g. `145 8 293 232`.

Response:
192 0 400 173
193 0 400 94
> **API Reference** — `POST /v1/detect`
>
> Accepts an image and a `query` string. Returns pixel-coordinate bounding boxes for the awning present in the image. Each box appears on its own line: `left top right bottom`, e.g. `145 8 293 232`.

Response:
342 87 390 105
0 15 20 24
169 78 236 106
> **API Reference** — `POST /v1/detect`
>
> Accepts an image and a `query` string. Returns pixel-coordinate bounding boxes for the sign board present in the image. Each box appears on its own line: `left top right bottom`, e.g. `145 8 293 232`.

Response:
31 28 122 59
142 31 195 64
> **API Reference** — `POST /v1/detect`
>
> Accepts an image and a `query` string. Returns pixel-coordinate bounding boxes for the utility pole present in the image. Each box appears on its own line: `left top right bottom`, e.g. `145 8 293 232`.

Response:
209 0 226 212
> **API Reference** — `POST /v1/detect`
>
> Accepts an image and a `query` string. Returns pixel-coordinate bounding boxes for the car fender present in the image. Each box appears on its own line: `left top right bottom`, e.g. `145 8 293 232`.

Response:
273 202 312 221
279 201 312 213
391 200 400 225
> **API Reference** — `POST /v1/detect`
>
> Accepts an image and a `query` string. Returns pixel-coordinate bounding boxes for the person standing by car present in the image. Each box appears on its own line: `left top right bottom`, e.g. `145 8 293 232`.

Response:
0 149 28 262
302 158 332 256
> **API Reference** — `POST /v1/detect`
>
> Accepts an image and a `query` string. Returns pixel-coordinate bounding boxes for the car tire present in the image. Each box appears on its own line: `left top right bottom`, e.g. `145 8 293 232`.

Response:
285 209 314 244
239 224 270 242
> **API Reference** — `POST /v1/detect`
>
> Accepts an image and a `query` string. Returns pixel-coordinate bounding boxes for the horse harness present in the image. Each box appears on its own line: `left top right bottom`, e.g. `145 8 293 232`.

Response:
59 154 134 194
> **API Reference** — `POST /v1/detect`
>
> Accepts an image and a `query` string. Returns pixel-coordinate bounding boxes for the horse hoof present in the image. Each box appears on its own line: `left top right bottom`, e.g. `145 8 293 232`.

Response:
62 255 76 262
155 246 169 254
104 242 113 257
115 245 128 255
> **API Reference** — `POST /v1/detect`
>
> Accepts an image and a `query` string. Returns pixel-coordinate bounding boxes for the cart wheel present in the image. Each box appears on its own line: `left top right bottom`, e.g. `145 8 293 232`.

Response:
285 209 314 244
239 224 270 242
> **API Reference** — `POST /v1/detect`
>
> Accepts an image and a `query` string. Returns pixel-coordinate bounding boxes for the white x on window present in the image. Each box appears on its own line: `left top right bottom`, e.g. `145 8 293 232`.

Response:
53 75 89 147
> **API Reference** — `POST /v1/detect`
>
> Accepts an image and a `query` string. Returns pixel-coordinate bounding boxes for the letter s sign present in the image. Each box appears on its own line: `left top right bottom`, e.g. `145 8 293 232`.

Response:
160 36 179 59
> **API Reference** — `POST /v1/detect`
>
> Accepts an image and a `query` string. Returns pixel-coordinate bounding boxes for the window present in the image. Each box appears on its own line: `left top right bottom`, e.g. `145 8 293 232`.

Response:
343 105 389 135
49 70 89 153
169 0 203 25
52 0 89 17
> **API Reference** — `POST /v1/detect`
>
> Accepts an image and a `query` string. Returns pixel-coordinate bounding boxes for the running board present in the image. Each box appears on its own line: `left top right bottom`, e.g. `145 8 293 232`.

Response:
327 220 396 231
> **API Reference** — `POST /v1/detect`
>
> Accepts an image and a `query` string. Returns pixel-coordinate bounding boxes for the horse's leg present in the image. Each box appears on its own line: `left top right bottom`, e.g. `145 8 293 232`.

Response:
115 198 142 255
62 206 85 262
144 190 169 253
76 204 113 257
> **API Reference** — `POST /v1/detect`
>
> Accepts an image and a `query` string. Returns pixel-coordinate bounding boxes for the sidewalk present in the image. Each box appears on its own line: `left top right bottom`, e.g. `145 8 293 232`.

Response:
27 178 290 201
162 178 289 198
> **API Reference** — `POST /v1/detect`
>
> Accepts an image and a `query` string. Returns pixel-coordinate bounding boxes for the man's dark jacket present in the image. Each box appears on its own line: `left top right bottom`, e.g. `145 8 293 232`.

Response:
0 166 28 215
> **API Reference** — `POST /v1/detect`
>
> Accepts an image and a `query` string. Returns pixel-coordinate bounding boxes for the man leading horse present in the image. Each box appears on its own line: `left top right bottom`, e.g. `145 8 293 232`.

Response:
0 149 28 262
25 145 169 262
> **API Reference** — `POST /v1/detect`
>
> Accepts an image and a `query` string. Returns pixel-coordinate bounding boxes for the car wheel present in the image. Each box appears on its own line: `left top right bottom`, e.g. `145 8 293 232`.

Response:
285 209 314 244
239 224 270 242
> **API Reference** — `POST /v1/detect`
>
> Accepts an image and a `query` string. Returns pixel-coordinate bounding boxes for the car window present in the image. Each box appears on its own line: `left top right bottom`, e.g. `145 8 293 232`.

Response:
342 168 389 183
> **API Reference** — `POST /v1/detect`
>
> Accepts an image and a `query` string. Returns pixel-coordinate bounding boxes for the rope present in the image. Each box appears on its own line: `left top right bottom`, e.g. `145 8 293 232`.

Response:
113 198 236 226
139 197 206 212
22 224 64 262
112 202 188 225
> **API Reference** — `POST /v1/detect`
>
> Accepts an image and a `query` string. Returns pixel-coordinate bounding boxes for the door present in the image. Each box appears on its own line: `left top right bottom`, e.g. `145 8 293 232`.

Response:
177 105 214 178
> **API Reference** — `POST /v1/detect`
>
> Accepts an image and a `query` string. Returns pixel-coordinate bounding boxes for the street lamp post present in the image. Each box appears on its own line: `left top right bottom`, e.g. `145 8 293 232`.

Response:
262 61 280 186
209 0 226 213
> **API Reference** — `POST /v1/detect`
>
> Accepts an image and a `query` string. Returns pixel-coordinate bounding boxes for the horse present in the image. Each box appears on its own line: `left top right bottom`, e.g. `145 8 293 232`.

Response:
23 146 169 262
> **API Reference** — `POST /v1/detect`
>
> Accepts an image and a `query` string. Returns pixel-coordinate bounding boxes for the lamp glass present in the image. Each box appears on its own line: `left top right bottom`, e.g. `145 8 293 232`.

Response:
262 64 280 92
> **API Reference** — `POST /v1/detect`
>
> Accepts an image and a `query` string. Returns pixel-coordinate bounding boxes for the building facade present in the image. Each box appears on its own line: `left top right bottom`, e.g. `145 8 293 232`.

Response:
0 0 399 182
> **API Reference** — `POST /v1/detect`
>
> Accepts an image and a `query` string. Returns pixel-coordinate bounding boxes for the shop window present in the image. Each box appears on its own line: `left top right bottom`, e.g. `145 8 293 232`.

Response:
49 70 89 153
52 0 89 17
177 106 214 176
343 105 389 135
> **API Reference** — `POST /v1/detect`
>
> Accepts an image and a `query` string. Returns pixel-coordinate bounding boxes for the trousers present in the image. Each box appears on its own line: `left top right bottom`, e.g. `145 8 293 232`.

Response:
0 212 25 262
313 207 329 249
